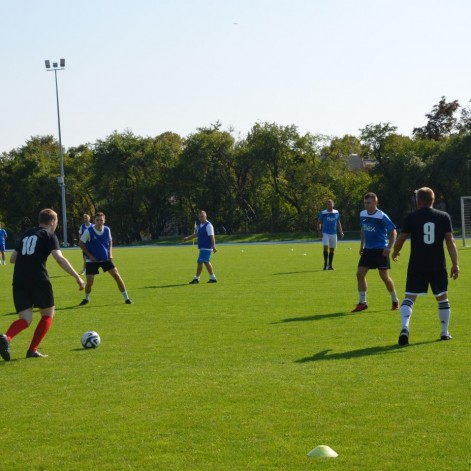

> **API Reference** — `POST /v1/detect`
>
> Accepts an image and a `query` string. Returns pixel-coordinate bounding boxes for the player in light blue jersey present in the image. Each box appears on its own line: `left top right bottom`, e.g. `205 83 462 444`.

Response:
352 192 399 312
317 199 344 270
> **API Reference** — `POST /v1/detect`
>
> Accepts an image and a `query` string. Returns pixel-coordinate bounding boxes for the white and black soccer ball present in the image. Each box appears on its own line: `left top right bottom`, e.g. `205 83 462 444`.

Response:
81 331 101 349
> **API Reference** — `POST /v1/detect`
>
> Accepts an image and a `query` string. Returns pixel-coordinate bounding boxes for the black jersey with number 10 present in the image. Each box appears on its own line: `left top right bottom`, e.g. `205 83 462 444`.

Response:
13 227 60 282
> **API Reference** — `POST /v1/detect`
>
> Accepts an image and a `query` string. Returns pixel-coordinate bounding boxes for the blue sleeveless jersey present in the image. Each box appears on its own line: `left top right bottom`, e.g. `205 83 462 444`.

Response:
197 222 213 250
85 226 112 261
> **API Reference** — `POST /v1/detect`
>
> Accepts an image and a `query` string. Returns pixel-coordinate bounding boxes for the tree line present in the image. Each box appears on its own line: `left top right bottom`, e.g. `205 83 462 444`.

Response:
1 96 470 246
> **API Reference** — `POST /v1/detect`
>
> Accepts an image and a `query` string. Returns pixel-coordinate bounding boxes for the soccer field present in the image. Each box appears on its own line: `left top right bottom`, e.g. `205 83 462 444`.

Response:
1 241 470 470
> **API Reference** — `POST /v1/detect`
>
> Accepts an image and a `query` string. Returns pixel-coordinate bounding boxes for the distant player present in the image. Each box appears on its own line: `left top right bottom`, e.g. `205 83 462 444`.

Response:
78 212 132 305
317 199 344 270
0 208 85 361
392 187 459 345
352 192 399 312
183 210 218 284
0 222 7 265
78 213 93 275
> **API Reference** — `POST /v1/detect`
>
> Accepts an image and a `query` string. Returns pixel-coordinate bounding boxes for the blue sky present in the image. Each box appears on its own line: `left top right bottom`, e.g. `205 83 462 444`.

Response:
1 0 470 153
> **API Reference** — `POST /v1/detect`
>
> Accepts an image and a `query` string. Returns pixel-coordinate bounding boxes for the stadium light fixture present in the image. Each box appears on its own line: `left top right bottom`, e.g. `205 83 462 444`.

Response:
45 58 68 246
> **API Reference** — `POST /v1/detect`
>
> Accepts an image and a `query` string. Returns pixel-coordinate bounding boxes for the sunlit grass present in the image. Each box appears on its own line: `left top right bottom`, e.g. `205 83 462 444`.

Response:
0 241 469 470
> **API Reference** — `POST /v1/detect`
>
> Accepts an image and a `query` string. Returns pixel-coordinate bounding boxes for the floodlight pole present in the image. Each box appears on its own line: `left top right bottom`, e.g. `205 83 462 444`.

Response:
45 59 68 246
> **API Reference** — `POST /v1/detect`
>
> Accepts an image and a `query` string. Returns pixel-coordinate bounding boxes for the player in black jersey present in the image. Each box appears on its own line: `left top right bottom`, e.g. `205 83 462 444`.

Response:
392 188 459 345
0 209 85 361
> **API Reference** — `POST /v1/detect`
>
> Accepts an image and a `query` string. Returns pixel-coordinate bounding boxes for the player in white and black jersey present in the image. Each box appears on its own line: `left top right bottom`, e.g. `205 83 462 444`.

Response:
392 187 459 345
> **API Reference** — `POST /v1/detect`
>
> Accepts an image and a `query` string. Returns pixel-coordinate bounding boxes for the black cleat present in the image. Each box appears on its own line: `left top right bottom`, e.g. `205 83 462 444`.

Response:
79 299 89 306
26 350 48 358
207 279 217 283
189 279 199 284
440 334 452 341
327 266 334 270
0 334 11 361
398 328 409 345
125 299 133 304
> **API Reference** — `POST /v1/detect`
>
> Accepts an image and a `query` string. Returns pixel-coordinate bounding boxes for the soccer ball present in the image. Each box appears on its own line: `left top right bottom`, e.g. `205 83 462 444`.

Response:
81 331 101 349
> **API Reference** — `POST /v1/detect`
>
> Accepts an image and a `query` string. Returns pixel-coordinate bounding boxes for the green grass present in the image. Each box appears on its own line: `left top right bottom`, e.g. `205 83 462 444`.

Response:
1 241 470 470
139 231 362 245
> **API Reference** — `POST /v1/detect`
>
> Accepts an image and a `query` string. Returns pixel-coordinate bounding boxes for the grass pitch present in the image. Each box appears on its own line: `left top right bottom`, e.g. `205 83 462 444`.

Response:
0 241 470 470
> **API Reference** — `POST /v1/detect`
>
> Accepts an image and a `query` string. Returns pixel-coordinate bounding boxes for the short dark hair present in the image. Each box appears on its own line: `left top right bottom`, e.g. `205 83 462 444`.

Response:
416 187 435 205
364 192 378 201
38 208 57 225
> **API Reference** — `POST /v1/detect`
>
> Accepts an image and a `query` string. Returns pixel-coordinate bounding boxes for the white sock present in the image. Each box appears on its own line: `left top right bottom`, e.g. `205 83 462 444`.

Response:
438 299 451 335
210 274 217 280
400 298 414 330
359 291 367 304
390 290 398 303
121 291 129 300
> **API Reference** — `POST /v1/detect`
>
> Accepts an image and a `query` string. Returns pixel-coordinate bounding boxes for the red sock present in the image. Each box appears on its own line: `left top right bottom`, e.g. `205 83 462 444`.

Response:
6 319 29 341
29 316 53 352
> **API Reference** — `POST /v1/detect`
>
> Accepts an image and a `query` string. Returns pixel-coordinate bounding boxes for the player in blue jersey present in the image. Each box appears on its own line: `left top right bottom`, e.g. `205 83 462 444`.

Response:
0 222 7 265
184 210 218 284
317 199 344 270
392 187 459 345
352 192 399 312
78 213 93 275
78 212 133 305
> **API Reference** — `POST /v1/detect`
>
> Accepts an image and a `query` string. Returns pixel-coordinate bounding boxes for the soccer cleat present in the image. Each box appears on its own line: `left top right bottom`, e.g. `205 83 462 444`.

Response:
0 334 11 361
189 279 199 284
79 299 89 306
26 350 48 358
351 303 368 312
323 266 327 271
207 279 217 283
125 299 133 304
391 301 399 310
440 334 452 341
327 266 334 270
398 328 409 345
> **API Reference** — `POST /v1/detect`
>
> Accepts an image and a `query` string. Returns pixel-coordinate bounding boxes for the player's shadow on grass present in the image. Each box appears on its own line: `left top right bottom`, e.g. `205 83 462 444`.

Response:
142 283 189 289
296 341 437 362
274 312 354 324
3 305 88 316
271 270 318 275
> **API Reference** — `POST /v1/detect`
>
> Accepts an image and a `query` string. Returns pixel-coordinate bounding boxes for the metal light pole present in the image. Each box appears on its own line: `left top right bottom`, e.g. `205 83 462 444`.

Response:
45 58 68 246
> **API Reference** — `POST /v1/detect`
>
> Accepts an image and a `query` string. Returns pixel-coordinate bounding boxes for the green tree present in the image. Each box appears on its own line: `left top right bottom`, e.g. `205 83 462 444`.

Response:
239 123 335 232
413 96 460 140
90 130 183 243
173 124 238 233
0 136 65 241
457 100 471 134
